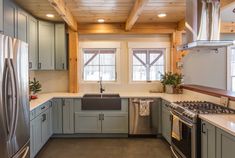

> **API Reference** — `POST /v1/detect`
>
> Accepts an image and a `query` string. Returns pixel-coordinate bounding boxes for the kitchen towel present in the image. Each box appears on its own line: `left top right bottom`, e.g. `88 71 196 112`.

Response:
139 100 151 116
171 115 182 141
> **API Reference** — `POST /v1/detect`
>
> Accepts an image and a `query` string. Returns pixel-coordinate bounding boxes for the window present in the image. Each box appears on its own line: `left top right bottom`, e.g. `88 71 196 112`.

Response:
132 49 165 81
230 47 235 91
83 48 116 81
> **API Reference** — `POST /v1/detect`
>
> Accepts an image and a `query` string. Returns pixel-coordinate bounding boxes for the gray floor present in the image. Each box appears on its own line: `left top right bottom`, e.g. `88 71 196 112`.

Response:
36 138 171 158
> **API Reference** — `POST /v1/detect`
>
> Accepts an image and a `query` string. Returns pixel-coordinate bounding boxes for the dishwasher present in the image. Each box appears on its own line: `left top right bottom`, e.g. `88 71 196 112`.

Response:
129 98 160 136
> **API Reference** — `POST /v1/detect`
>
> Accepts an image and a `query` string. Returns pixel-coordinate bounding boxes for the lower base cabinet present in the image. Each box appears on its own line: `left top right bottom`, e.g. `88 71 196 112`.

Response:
201 120 235 158
161 100 171 144
75 112 101 133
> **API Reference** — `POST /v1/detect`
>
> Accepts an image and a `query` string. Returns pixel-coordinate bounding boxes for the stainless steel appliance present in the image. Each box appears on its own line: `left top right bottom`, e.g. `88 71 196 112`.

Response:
178 0 234 51
129 98 159 135
169 101 235 158
0 34 29 158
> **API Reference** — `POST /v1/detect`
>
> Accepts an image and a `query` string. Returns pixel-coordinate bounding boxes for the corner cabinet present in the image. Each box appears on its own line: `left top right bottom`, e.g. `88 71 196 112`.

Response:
62 99 74 134
0 0 3 32
52 99 63 134
38 21 55 70
28 16 38 70
161 99 172 144
55 23 67 70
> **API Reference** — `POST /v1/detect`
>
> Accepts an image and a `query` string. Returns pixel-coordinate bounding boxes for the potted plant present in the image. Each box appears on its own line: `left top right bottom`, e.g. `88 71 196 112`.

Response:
160 72 183 94
29 78 42 99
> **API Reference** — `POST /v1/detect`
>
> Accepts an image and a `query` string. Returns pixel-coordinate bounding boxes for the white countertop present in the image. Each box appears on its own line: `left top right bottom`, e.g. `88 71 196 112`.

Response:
30 92 235 137
199 114 235 136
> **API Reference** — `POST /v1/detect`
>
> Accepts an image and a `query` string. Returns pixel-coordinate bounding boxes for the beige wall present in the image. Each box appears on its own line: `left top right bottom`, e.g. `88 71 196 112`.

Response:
29 71 69 93
78 34 171 93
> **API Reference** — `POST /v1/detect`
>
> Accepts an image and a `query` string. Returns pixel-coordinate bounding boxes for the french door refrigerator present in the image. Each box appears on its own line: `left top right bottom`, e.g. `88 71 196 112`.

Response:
0 34 30 158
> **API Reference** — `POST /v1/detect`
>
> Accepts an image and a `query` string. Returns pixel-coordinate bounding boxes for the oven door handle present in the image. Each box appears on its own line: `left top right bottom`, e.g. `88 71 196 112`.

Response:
170 146 179 158
170 111 193 127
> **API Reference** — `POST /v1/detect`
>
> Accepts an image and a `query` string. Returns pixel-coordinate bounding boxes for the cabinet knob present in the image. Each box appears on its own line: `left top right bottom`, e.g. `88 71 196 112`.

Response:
202 123 206 134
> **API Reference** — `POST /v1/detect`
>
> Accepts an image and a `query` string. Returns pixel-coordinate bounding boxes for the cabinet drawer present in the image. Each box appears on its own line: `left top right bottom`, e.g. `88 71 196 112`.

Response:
35 102 50 117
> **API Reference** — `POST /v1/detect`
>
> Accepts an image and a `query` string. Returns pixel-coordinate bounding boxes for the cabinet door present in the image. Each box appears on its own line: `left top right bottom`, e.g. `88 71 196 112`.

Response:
41 109 50 145
201 121 216 158
216 128 235 158
30 119 36 158
161 101 172 144
102 112 128 133
17 9 27 42
38 21 55 70
52 99 63 134
74 112 101 133
28 16 38 70
62 99 74 134
3 0 17 37
0 0 3 32
55 23 67 70
32 114 42 156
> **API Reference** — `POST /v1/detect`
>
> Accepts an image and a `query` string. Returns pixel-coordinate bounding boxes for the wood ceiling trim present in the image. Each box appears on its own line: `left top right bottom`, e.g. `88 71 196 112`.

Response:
48 0 77 31
77 22 177 35
125 0 149 31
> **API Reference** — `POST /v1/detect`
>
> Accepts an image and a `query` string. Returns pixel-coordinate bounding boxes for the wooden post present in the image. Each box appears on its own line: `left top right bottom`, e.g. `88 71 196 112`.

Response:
68 28 78 93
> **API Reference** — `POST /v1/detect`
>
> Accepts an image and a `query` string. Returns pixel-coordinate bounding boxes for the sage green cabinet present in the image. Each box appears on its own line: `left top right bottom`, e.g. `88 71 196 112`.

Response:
17 9 27 42
27 16 38 70
3 0 17 37
161 99 171 144
75 112 101 133
201 120 216 158
216 128 235 158
52 99 63 134
0 0 3 32
62 99 74 134
38 21 55 70
55 23 67 70
102 112 128 133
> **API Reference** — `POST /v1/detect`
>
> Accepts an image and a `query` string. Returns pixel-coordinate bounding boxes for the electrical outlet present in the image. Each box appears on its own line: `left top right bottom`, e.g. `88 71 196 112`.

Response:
220 96 229 107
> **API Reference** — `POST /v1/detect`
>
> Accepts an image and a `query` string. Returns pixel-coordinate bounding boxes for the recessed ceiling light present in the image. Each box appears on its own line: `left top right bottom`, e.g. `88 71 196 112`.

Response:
46 14 55 18
97 19 105 23
158 13 167 18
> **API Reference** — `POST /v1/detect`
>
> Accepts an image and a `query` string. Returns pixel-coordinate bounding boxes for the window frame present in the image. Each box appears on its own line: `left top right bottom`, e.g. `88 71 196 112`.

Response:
130 48 166 83
227 45 235 91
79 42 121 84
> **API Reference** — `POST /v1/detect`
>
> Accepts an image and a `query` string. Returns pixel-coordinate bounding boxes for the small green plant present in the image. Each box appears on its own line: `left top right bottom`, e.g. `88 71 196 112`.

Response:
29 78 42 94
160 72 183 87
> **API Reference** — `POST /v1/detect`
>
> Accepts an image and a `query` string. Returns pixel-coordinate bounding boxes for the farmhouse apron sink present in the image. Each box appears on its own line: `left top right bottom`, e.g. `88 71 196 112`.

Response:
81 94 121 110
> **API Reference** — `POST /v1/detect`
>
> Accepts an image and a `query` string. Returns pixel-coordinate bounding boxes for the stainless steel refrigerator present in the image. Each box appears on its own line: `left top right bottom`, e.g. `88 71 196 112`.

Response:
0 34 30 158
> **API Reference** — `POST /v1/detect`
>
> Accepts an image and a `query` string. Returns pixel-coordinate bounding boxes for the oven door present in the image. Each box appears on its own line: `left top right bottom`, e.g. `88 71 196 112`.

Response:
170 111 197 158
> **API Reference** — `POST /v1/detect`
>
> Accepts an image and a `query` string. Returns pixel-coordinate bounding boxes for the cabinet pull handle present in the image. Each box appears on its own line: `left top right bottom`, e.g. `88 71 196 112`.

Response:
38 63 41 69
102 114 104 120
62 63 65 69
41 106 45 110
202 123 206 134
29 62 32 69
42 114 46 122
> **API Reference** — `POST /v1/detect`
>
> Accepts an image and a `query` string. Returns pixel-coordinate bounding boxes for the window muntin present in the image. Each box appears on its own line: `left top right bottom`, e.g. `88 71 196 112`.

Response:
132 49 165 81
83 48 116 81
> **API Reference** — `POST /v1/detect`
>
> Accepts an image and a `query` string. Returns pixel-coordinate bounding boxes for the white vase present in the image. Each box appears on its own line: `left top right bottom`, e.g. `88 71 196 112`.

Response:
165 85 174 94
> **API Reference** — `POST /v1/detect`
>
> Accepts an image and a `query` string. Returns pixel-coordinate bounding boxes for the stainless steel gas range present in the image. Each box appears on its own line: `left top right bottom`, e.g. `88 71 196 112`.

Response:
169 101 235 158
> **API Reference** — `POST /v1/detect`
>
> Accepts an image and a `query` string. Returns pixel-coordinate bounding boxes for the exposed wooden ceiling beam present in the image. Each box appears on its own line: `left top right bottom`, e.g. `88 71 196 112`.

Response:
77 23 177 35
177 19 185 31
48 0 77 31
221 0 235 8
125 0 149 31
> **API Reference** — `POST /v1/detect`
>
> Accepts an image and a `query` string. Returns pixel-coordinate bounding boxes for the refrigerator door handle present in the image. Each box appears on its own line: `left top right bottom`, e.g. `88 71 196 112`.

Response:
2 58 18 140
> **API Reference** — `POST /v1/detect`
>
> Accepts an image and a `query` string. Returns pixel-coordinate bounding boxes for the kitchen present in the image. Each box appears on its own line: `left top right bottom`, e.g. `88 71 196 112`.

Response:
1 0 235 158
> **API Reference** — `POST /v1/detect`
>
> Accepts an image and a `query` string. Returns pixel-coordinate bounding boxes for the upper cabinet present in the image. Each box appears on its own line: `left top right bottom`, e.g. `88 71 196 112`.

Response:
0 0 3 32
38 21 55 70
28 16 38 70
55 23 67 70
3 0 17 37
17 9 27 42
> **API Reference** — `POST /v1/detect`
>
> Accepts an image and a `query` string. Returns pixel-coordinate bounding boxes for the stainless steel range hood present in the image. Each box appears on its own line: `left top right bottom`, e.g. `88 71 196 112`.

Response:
177 0 234 51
